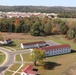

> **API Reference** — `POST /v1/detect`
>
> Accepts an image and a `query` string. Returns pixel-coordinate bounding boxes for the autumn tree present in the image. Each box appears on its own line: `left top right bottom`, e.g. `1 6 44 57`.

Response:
51 19 61 34
67 28 75 39
30 49 45 66
30 21 42 36
42 16 49 25
23 17 32 33
60 21 68 34
44 23 52 35
14 18 20 26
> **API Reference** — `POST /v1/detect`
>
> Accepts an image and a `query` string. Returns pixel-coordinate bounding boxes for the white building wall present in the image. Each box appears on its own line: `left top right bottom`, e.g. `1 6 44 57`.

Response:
21 43 46 49
45 47 71 56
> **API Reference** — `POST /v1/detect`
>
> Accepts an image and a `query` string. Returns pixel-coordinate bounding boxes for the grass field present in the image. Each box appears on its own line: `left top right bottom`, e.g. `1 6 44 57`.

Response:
59 18 76 22
5 71 13 75
0 51 6 65
1 33 76 75
5 63 21 75
15 54 22 61
8 63 21 71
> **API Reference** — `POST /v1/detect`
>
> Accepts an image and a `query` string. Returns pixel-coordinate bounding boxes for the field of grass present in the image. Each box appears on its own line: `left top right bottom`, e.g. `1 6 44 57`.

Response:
59 18 76 22
5 71 13 75
0 51 6 65
15 54 21 61
8 63 21 71
18 35 76 75
1 33 76 75
21 53 30 62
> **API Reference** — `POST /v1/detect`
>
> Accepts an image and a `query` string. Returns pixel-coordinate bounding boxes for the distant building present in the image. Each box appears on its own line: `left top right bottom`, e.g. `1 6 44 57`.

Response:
21 41 46 49
39 44 71 56
0 39 12 44
21 65 37 75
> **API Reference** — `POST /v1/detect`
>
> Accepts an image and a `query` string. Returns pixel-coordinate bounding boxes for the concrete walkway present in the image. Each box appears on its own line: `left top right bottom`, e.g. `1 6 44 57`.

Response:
0 47 30 75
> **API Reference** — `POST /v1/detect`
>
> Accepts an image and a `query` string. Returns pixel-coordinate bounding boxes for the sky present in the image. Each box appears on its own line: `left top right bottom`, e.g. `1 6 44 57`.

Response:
0 0 76 7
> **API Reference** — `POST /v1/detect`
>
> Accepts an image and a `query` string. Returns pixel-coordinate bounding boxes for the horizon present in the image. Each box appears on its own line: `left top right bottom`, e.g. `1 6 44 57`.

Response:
0 0 76 7
0 5 76 8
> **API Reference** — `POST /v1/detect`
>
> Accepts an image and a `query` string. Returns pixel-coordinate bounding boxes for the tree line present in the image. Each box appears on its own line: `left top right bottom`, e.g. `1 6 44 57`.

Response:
0 16 76 41
58 12 76 18
1 6 76 18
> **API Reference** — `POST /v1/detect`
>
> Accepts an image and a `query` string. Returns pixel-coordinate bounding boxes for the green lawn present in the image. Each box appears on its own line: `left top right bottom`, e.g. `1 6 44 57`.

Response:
21 53 30 62
5 71 13 75
59 18 76 22
48 35 76 50
8 63 21 71
3 34 76 75
15 54 21 61
33 35 76 75
0 51 6 65
19 35 76 75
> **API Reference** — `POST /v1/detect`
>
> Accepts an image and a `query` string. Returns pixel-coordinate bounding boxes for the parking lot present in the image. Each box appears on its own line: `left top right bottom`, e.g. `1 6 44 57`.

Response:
46 40 60 46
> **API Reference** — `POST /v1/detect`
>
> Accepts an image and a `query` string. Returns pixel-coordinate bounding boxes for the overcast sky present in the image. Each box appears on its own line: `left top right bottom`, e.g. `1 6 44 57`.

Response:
0 0 76 7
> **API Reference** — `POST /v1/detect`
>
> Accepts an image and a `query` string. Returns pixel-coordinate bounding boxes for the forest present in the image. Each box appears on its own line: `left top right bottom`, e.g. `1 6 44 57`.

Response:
0 16 76 42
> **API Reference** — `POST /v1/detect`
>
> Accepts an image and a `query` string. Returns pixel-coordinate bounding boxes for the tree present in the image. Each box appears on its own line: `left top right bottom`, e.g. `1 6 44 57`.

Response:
67 29 75 39
30 49 45 66
44 23 52 35
15 19 24 33
14 18 20 25
51 19 62 34
42 16 49 25
23 17 31 33
30 21 41 36
60 21 68 34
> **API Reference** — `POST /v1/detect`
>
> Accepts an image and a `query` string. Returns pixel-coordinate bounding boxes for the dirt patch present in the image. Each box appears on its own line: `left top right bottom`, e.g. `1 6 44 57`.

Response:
1 32 35 39
1 32 47 41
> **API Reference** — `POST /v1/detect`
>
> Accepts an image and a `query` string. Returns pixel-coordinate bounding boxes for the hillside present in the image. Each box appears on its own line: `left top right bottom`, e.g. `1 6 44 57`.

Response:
0 5 76 13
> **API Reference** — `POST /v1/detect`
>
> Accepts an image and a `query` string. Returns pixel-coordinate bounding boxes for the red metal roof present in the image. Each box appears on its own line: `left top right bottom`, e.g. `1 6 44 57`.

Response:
22 41 46 46
22 65 36 74
39 44 71 51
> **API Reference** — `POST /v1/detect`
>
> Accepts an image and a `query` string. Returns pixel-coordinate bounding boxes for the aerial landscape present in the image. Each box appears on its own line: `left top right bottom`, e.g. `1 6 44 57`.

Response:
0 0 76 75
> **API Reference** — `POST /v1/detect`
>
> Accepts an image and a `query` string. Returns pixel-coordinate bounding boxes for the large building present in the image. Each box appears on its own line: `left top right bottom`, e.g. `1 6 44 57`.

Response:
21 41 46 49
39 44 71 56
21 65 36 75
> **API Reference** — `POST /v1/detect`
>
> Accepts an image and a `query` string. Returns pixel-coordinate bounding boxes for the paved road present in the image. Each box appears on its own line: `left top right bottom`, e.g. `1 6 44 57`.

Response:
0 47 30 75
46 40 60 46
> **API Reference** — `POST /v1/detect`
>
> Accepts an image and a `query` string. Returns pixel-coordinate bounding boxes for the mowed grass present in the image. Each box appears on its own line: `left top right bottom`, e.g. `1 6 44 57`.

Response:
33 35 76 75
17 35 76 75
48 35 76 50
8 63 21 71
15 54 21 61
0 51 6 65
21 53 30 62
59 18 76 22
5 63 21 75
5 71 13 75
1 33 76 75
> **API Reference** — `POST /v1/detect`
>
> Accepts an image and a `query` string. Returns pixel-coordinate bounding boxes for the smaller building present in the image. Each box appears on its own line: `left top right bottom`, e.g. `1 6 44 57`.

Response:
39 44 71 56
21 65 36 75
0 39 12 44
21 41 46 49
